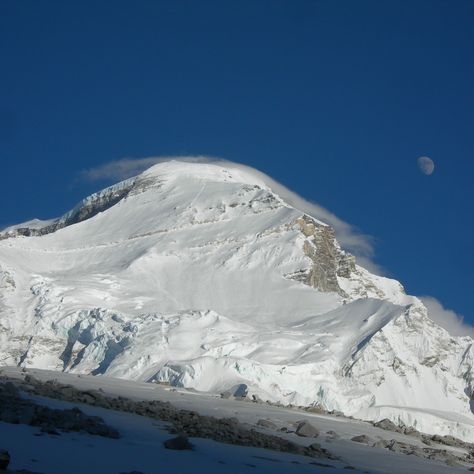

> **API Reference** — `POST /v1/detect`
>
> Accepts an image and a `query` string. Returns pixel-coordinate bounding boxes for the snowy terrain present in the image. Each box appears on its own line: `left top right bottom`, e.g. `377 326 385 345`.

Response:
0 160 473 442
1 367 470 474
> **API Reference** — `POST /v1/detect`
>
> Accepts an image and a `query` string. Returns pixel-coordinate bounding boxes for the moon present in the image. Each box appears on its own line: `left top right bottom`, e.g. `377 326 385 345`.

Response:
417 156 434 175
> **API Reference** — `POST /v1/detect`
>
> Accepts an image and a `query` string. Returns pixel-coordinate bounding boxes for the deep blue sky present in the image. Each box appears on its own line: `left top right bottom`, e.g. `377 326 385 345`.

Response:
1 1 472 320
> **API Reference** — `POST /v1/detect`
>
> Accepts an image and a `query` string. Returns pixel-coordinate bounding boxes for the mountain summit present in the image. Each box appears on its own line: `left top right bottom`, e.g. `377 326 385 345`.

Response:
1 160 473 441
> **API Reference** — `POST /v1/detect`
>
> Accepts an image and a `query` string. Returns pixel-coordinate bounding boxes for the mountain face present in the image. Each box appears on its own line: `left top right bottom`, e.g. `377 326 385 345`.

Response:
1 161 473 441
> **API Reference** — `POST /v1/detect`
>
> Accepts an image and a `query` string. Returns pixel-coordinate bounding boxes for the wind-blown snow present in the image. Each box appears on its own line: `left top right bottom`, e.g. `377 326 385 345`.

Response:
0 160 473 442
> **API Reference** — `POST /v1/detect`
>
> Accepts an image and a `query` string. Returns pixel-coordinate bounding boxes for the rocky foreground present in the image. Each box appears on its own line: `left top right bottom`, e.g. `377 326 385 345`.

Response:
1 370 474 473
0 374 338 473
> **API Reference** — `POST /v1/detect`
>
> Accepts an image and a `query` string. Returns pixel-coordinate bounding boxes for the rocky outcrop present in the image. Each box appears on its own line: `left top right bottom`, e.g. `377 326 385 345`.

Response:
164 434 194 450
287 215 355 295
11 374 336 460
0 381 119 438
351 434 373 444
257 419 278 429
374 439 462 465
0 182 132 240
0 175 159 241
295 421 320 438
373 418 402 433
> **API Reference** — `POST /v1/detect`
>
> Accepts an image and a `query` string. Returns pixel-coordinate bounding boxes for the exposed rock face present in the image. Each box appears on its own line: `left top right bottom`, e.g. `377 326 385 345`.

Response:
0 184 131 239
288 215 355 295
0 175 159 241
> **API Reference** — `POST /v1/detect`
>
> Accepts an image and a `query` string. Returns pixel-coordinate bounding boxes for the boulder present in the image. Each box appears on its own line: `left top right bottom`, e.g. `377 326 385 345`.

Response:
384 440 424 457
326 430 340 439
350 435 373 444
373 418 401 433
257 419 277 430
164 434 194 450
403 426 422 439
295 421 319 438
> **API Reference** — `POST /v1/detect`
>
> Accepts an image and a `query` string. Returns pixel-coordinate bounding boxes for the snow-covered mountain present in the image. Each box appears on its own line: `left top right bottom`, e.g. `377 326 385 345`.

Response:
1 160 473 441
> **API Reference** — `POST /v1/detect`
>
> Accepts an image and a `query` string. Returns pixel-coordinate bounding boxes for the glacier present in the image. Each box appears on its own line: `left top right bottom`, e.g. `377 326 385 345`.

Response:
0 160 473 441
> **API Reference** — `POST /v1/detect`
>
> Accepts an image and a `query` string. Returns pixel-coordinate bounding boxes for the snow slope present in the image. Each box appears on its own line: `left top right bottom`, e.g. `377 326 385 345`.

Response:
0 160 473 441
1 367 469 474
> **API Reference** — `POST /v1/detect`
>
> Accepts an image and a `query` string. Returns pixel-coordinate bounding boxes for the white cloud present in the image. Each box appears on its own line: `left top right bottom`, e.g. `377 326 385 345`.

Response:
421 296 474 338
80 155 381 272
81 157 172 181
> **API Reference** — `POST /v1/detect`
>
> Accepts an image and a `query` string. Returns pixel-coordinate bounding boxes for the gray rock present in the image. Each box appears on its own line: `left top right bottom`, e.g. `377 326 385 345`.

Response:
385 440 424 457
386 440 410 453
373 418 402 433
0 179 138 241
425 449 459 465
374 437 467 465
164 434 194 450
430 434 468 448
295 421 319 438
325 430 340 439
9 375 338 461
251 394 263 403
350 435 373 444
403 426 422 438
290 216 349 295
421 436 432 446
257 419 277 430
0 381 120 439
